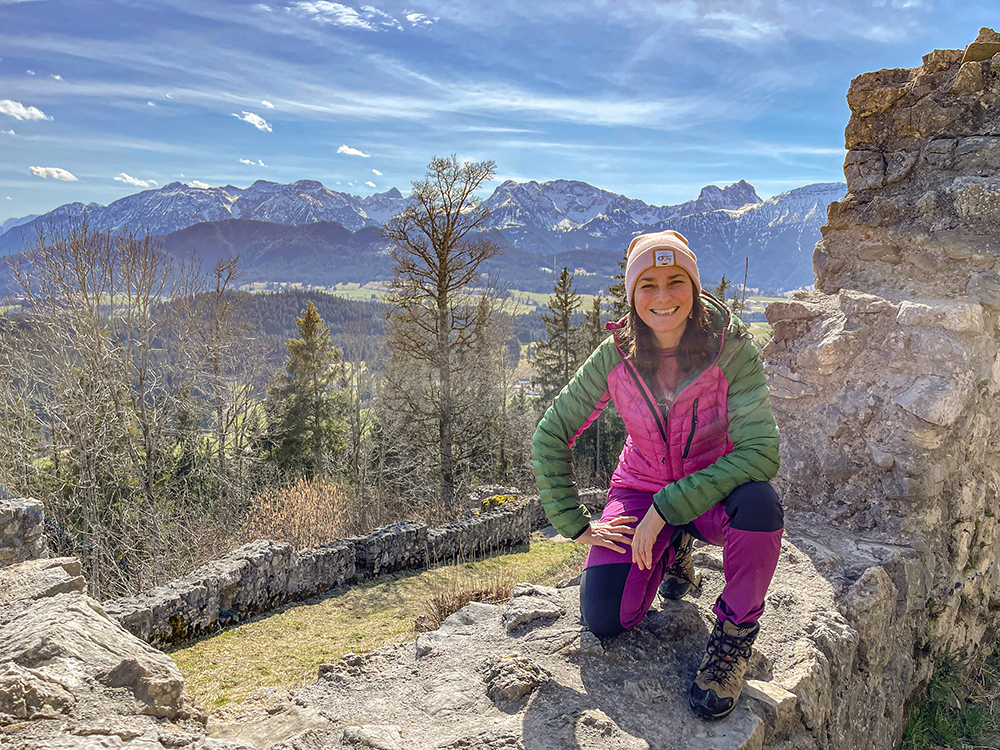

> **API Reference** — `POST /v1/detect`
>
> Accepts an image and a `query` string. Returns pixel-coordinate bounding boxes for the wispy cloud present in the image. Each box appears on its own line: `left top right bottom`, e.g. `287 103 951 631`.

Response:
165 93 173 99
1 129 13 136
29 166 77 181
254 2 273 10
147 101 156 107
365 180 376 187
258 159 267 166
372 168 382 175
239 157 268 166
188 180 211 189
50 73 63 81
404 12 436 26
261 99 274 108
114 172 153 187
239 158 253 164
25 69 35 75
0 100 53 121
292 1 403 31
232 111 272 132
337 144 369 157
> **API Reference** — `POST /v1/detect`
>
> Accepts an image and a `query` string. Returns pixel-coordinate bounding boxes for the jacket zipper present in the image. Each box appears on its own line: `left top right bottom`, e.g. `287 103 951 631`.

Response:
607 301 731 462
681 398 699 459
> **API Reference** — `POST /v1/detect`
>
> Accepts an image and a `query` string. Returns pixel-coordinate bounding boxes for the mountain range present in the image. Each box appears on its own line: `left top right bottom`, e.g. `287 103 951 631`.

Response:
0 178 846 293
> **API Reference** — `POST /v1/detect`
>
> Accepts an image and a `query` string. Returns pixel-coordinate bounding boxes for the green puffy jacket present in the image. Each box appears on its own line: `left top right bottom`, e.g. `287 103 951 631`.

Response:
531 295 780 539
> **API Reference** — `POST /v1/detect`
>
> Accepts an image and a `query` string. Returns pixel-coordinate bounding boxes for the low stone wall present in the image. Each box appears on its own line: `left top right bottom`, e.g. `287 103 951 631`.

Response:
104 490 593 648
0 496 46 567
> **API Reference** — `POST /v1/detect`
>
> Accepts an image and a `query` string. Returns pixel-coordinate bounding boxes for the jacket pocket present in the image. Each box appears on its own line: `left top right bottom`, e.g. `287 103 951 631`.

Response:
681 398 699 459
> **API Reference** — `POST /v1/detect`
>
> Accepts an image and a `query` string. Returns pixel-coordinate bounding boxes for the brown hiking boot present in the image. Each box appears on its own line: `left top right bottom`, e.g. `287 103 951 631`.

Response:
657 531 699 600
689 619 759 720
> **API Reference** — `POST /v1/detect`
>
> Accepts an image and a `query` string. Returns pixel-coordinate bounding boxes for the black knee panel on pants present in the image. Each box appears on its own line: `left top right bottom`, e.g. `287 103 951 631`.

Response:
721 481 783 532
579 563 631 638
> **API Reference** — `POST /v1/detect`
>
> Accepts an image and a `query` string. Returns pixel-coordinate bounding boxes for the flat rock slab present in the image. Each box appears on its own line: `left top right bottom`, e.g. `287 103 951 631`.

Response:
200 531 861 750
232 588 776 750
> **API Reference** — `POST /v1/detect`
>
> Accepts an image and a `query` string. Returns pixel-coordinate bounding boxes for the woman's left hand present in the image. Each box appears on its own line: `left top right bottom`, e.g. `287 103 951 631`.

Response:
632 506 666 571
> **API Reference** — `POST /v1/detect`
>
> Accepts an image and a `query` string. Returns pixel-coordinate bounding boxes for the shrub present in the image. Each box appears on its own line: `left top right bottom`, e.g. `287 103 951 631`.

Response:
243 479 349 550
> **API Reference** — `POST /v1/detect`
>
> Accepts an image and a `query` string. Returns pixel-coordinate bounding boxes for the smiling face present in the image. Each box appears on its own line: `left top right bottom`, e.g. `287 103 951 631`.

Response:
633 265 695 349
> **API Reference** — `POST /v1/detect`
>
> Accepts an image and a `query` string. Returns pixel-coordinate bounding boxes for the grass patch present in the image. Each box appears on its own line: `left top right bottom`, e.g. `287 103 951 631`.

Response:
898 643 1000 750
170 532 586 709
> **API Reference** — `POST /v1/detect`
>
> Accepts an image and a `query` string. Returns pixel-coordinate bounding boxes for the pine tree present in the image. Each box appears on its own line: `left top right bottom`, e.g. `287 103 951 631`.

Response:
268 300 348 479
535 267 582 405
712 274 733 303
607 248 629 320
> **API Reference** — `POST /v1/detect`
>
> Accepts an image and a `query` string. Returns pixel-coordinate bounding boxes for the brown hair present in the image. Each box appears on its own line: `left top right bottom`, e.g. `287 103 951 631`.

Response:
619 293 716 401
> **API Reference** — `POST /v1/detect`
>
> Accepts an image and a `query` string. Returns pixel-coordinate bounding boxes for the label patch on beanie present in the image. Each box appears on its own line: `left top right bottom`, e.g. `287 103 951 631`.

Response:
654 250 675 267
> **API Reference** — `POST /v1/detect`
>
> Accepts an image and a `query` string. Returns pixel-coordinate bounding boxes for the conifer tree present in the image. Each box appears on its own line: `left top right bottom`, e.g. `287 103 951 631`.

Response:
607 248 629 320
268 300 347 478
535 267 582 405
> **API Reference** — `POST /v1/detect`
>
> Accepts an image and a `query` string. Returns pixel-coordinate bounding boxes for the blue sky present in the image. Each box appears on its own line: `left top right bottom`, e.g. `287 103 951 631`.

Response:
0 0 996 222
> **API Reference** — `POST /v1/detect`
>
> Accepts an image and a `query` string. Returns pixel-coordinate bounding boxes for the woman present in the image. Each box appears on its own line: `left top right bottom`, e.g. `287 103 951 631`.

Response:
531 229 782 721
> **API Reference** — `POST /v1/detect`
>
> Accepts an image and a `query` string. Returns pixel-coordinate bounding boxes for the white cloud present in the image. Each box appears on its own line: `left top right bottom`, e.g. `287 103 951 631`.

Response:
26 70 35 76
188 180 211 189
253 2 273 10
240 158 253 164
29 166 78 181
258 159 267 166
51 74 63 81
365 180 376 188
149 180 159 186
261 99 274 108
1 129 13 136
5 197 10 200
372 168 382 176
404 11 435 26
0 100 53 121
114 172 152 187
165 93 173 99
337 144 369 157
147 101 156 107
293 1 402 31
232 111 273 132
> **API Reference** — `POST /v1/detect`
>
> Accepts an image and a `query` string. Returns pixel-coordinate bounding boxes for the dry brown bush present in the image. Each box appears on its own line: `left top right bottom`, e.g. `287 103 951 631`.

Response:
243 479 350 550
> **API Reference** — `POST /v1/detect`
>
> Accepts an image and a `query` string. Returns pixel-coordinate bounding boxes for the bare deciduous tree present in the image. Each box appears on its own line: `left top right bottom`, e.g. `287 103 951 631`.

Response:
381 155 505 512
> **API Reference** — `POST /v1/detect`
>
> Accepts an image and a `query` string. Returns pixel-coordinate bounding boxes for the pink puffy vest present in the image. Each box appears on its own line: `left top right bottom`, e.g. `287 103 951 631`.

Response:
605 324 734 493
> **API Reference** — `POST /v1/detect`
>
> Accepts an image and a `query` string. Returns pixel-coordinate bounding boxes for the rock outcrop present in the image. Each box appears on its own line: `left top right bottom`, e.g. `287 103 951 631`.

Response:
0 554 251 749
209 549 842 750
763 25 1000 748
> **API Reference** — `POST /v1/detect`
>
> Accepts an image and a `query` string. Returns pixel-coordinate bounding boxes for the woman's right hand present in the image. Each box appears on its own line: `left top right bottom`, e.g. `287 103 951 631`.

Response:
575 516 638 554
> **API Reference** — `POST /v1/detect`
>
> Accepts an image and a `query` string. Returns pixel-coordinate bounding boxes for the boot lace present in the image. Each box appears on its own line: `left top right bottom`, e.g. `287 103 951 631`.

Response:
703 625 755 686
663 534 701 593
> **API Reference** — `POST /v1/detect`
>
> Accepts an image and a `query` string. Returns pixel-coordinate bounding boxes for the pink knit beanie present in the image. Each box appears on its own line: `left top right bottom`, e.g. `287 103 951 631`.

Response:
624 229 700 306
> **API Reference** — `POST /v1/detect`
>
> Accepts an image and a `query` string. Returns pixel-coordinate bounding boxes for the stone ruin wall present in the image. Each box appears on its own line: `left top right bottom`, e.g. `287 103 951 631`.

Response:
764 28 1000 748
0 489 606 650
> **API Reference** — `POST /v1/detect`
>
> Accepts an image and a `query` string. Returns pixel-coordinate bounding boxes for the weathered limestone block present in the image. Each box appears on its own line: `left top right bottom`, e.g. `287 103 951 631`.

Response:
480 653 550 703
961 27 1000 64
844 150 886 192
892 373 974 427
895 298 984 331
0 496 46 567
950 176 1000 223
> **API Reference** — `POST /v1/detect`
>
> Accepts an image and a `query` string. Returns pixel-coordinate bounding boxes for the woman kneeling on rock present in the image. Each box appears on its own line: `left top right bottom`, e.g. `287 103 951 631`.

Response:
531 229 783 721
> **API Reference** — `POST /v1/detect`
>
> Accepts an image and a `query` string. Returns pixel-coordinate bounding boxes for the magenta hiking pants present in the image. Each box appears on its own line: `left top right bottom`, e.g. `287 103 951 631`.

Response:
579 482 783 638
